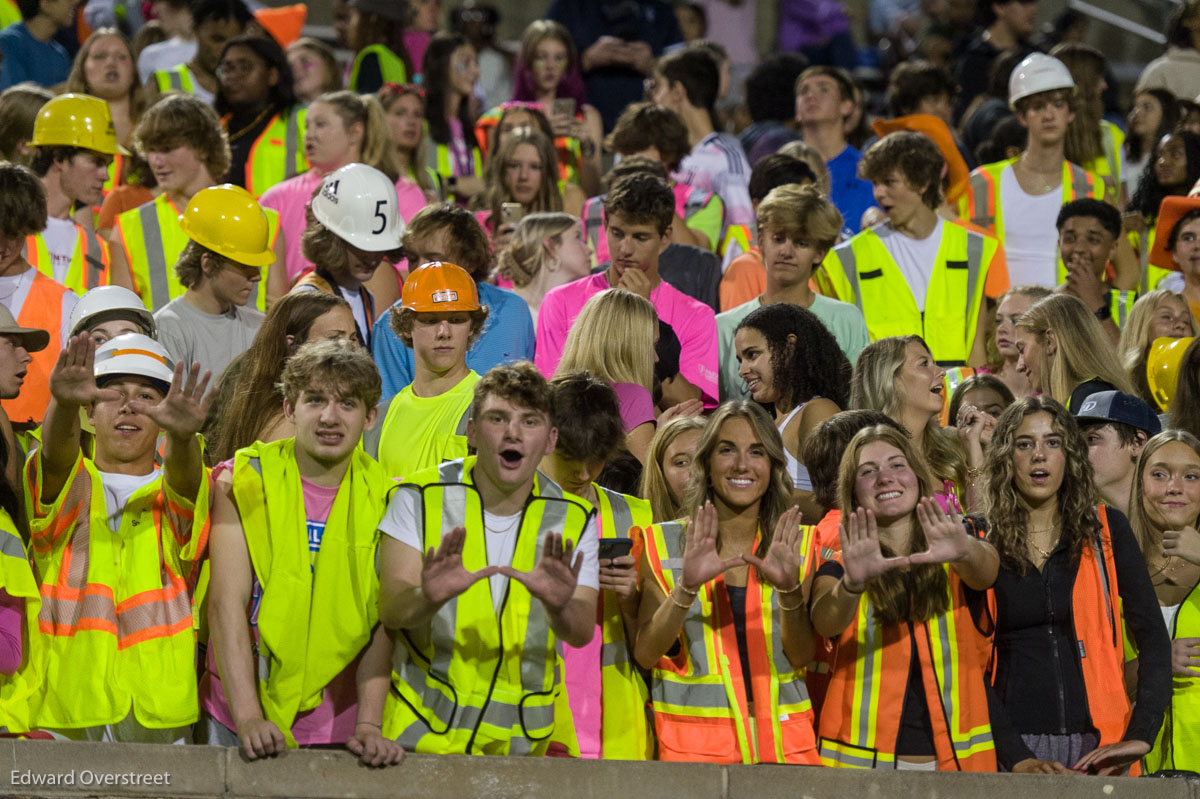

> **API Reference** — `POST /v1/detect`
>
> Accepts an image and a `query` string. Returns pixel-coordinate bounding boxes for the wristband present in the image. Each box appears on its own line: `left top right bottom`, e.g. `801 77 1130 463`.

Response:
668 586 695 609
1094 301 1112 321
356 721 382 728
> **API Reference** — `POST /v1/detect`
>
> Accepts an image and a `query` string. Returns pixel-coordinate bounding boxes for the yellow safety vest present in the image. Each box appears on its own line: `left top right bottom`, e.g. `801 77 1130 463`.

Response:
348 44 408 91
1085 121 1125 200
24 450 208 729
1130 226 1174 294
115 194 278 312
231 438 388 748
821 221 997 366
426 135 483 202
643 519 819 764
24 223 110 295
383 457 593 755
0 0 20 27
241 106 308 199
1146 579 1200 772
362 372 476 480
0 508 42 732
153 64 198 95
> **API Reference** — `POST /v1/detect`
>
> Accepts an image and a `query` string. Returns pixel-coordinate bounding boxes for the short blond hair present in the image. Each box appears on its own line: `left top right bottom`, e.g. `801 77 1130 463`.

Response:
756 184 842 252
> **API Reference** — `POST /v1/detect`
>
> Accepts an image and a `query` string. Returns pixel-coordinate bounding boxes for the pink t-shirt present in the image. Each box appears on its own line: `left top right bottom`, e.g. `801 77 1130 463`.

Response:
200 475 358 745
535 272 719 404
612 381 655 433
260 170 430 283
0 589 22 676
587 183 703 266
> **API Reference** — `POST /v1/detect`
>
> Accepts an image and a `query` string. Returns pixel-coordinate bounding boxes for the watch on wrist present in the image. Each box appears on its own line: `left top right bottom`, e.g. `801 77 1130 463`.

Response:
1094 300 1112 321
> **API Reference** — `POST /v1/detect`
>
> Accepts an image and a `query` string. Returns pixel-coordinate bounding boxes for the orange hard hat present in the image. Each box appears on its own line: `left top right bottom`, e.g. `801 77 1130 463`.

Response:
871 114 970 203
401 261 481 312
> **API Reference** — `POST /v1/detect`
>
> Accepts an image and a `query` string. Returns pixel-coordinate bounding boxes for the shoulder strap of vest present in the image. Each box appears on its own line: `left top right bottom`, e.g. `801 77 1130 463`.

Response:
79 225 107 289
362 394 394 458
138 198 172 310
455 403 471 436
437 459 465 483
832 238 864 311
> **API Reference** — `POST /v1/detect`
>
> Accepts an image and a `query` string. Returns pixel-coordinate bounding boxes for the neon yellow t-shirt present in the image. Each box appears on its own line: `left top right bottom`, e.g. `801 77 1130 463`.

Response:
375 371 479 480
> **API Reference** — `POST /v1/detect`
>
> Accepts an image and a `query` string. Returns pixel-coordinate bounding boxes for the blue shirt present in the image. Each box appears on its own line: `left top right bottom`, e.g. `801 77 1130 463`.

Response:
826 145 877 236
0 22 70 90
371 281 536 398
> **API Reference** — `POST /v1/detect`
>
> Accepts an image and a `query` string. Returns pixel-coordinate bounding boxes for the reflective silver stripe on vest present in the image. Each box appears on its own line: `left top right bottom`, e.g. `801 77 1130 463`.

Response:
650 521 718 709
1113 291 1135 329
969 172 992 226
599 486 634 539
455 405 471 436
138 202 172 311
0 526 24 558
1092 538 1115 639
683 187 707 218
166 70 183 91
929 608 994 756
818 741 878 768
1067 162 1091 198
833 242 863 312
81 227 105 288
601 640 630 667
362 395 394 458
285 109 302 181
854 604 878 748
582 197 603 252
964 230 984 310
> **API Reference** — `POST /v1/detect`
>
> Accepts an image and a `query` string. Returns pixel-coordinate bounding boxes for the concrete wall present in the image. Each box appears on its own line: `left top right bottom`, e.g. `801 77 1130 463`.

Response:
1 740 1197 799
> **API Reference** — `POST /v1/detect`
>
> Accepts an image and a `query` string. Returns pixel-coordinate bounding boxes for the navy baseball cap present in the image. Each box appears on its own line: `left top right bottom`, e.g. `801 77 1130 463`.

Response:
1074 390 1162 436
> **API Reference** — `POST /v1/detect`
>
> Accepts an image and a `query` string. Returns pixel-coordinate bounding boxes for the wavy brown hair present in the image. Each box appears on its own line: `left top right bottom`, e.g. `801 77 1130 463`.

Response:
983 396 1101 574
836 424 949 624
473 129 563 226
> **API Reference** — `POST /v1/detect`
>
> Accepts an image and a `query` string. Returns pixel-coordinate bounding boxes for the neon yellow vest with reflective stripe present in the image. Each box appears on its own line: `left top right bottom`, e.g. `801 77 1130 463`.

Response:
0 0 20 27
820 222 995 366
1085 121 1124 199
348 44 408 91
153 64 197 94
24 224 110 295
233 439 387 748
383 457 593 755
116 194 278 312
1129 226 1174 294
0 510 42 732
1146 579 1200 771
426 134 483 201
243 106 308 199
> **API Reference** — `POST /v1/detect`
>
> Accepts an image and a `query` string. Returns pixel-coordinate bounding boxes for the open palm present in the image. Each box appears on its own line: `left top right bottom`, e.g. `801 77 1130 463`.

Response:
909 497 972 566
499 532 582 612
839 507 909 589
743 505 804 591
422 527 498 605
128 360 215 439
681 502 744 591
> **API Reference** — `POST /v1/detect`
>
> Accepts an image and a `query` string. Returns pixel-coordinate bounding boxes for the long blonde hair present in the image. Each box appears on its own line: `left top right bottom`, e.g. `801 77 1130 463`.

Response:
313 90 403 182
640 415 705 522
1118 289 1198 404
1129 430 1200 558
555 289 656 390
497 212 577 288
1017 294 1135 404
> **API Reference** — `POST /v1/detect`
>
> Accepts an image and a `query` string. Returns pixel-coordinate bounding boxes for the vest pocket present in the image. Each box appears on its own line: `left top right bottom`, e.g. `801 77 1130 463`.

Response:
778 712 818 761
655 715 742 762
517 688 557 741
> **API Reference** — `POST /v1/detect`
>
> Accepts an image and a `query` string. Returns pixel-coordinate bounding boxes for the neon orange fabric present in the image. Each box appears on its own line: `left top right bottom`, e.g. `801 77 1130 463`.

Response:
719 248 764 312
1 271 66 424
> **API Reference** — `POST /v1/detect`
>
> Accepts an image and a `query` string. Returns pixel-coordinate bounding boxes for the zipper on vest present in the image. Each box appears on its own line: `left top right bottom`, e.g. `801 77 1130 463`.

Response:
1045 569 1067 734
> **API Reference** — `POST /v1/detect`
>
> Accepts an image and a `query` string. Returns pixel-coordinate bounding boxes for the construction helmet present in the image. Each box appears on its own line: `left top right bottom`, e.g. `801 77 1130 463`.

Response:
93 333 176 393
1008 53 1075 110
69 286 156 339
30 93 129 155
401 261 481 312
178 185 275 267
311 162 405 252
1147 336 1193 412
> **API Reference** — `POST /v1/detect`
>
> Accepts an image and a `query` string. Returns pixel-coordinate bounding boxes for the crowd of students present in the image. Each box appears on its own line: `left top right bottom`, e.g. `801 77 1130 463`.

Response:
1 0 1200 780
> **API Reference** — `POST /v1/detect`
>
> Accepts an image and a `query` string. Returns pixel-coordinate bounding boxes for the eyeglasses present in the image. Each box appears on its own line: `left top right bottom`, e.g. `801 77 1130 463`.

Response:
216 60 259 77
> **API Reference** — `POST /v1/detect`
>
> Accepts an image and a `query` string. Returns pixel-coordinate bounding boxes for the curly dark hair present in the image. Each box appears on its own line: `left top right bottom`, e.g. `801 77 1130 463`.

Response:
860 131 945 209
984 396 1101 574
736 303 851 410
603 172 674 236
1130 130 1200 220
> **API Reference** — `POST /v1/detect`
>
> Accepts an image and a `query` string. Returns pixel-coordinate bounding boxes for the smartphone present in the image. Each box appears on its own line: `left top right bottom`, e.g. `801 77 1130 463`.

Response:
552 97 576 119
501 202 524 224
598 538 634 561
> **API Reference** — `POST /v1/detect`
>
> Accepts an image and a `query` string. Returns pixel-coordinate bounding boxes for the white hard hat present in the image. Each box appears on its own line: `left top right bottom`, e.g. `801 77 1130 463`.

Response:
93 333 175 392
70 285 156 339
310 162 405 252
1008 53 1075 109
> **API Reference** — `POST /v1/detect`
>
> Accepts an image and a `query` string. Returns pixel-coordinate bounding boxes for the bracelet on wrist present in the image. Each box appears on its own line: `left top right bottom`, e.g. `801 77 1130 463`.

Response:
676 582 699 596
778 593 805 612
776 582 802 595
669 585 696 609
356 721 382 728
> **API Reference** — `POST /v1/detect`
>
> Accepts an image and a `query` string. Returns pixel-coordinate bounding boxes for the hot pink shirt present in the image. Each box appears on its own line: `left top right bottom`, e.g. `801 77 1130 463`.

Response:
260 170 430 283
535 271 719 404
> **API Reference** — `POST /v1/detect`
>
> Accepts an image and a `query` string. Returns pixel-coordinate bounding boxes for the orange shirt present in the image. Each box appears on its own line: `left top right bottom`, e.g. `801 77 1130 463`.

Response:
719 248 765 312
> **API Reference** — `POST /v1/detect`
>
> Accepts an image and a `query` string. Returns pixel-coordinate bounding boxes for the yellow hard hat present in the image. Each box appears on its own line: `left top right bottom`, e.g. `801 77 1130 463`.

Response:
30 93 129 155
1147 336 1194 412
178 185 275 267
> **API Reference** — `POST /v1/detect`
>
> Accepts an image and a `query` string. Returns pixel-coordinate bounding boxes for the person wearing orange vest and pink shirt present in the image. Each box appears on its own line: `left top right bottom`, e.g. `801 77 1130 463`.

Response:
0 162 77 427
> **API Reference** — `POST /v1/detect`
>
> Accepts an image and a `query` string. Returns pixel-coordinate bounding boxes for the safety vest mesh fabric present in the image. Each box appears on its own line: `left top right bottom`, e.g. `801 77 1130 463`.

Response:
348 44 408 91
24 223 110 295
960 158 1105 244
117 195 279 313
1130 226 1173 295
383 457 594 755
821 221 995 366
593 486 653 759
153 64 196 94
1147 574 1200 771
427 137 484 202
243 106 308 199
643 520 819 764
23 450 209 729
1085 122 1125 199
0 508 43 732
817 566 996 771
232 439 388 747
0 271 66 425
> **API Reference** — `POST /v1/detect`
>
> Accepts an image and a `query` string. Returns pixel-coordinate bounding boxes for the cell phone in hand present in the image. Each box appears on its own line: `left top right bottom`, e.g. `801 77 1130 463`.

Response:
598 538 634 561
501 202 524 224
552 98 576 119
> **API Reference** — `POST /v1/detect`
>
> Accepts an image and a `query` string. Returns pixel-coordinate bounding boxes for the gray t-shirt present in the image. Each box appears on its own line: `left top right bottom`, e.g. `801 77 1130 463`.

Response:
154 297 264 382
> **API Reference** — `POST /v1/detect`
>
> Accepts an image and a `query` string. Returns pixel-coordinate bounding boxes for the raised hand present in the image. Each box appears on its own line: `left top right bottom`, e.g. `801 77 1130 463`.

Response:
49 334 120 407
421 527 498 606
680 502 744 591
838 507 910 591
1172 637 1200 678
128 360 215 439
910 497 972 566
743 505 804 592
955 403 996 450
1163 527 1200 567
499 532 582 613
617 266 652 300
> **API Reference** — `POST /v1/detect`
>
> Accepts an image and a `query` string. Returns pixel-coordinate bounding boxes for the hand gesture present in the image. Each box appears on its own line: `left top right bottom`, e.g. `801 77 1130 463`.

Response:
499 532 582 613
1061 253 1107 313
49 334 120 407
237 716 286 760
127 360 215 440
1172 637 1200 677
838 507 909 591
421 527 498 606
955 403 996 450
743 505 804 593
1071 739 1150 776
617 266 652 299
910 497 972 566
1121 211 1147 236
1163 527 1200 567
658 398 704 424
346 723 404 767
680 502 744 591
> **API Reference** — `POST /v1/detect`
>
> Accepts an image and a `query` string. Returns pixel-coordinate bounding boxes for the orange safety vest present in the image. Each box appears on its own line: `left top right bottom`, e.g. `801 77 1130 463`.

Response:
24 223 110 296
1 271 67 425
818 565 997 771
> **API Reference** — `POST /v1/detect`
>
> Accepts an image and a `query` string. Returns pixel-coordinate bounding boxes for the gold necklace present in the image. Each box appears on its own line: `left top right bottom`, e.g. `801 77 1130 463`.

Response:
1028 539 1057 559
227 105 276 142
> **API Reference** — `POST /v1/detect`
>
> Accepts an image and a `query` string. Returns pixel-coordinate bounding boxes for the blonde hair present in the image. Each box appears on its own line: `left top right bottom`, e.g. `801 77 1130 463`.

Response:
640 415 705 522
755 184 842 252
989 284 1053 368
312 91 403 182
497 212 577 288
287 37 342 97
1129 430 1200 557
777 139 831 196
1118 289 1198 404
1016 293 1135 404
555 289 656 390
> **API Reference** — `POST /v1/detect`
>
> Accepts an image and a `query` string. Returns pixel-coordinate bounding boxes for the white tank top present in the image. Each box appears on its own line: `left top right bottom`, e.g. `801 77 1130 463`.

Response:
777 402 812 491
1162 603 1181 635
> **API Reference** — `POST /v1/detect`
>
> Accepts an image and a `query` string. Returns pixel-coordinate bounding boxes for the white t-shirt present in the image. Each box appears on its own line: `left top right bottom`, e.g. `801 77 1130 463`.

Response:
294 283 370 346
379 485 600 615
41 216 78 285
97 469 160 531
1000 167 1062 287
877 218 944 311
136 37 197 83
0 269 78 346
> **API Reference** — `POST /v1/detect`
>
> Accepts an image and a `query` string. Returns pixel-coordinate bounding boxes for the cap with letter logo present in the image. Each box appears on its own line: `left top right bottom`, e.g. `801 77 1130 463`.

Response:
1074 390 1162 436
401 261 481 312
